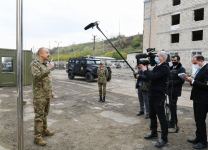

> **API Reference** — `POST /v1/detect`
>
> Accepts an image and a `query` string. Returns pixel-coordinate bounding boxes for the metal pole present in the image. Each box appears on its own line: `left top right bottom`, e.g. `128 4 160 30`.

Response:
96 25 135 73
57 43 60 70
16 0 24 149
93 35 96 51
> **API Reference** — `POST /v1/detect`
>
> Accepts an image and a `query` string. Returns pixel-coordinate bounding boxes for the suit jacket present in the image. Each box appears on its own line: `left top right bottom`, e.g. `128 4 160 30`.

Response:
190 63 208 104
144 62 170 98
168 63 185 97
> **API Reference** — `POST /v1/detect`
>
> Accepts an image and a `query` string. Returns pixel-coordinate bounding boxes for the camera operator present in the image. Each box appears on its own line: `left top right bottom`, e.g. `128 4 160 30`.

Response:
168 55 185 129
134 61 150 119
139 51 170 148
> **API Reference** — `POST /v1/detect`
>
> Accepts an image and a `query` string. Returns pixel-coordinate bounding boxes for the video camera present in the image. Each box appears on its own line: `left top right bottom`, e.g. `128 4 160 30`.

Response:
136 48 156 66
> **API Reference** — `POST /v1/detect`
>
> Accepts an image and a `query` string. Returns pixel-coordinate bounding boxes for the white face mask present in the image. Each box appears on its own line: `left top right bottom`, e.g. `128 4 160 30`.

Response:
154 57 160 64
168 62 173 67
193 64 201 70
192 64 201 76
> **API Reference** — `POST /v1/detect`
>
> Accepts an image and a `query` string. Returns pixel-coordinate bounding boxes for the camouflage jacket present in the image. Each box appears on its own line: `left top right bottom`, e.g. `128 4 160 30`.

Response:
97 66 108 84
31 58 52 99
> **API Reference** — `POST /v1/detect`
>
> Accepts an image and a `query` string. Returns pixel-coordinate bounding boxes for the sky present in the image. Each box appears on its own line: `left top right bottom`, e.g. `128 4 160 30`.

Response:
0 0 144 51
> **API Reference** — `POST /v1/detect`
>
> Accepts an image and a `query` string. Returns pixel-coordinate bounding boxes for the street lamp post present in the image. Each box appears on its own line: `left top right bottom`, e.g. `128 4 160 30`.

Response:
54 41 62 70
16 0 24 149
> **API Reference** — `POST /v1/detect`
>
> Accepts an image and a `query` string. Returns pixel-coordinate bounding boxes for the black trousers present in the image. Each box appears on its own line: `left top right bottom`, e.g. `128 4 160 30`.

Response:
193 101 208 144
149 95 168 141
168 95 178 125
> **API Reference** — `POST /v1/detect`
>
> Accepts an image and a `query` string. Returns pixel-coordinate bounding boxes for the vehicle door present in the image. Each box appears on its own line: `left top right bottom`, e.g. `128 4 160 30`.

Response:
80 59 87 75
74 59 81 75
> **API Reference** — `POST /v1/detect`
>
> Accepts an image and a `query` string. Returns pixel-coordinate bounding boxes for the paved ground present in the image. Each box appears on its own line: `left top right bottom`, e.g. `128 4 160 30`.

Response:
0 69 206 150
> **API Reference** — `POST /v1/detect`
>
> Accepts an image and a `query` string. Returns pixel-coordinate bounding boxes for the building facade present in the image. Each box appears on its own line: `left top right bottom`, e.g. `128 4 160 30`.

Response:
143 0 208 71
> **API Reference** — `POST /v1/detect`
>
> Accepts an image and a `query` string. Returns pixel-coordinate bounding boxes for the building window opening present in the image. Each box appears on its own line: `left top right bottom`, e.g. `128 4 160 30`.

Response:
172 14 180 25
192 52 202 56
192 30 203 41
194 8 204 21
173 0 181 6
171 33 180 43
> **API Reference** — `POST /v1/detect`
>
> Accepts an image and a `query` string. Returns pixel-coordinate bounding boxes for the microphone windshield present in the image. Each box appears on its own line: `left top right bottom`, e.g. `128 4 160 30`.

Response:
84 22 98 30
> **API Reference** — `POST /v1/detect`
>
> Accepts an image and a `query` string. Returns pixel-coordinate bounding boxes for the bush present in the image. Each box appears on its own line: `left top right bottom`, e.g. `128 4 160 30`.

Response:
131 36 141 48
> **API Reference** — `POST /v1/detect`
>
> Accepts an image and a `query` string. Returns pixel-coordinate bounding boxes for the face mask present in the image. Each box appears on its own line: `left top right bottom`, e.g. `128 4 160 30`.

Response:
192 64 201 76
193 64 201 70
168 62 173 67
154 57 160 64
172 62 179 66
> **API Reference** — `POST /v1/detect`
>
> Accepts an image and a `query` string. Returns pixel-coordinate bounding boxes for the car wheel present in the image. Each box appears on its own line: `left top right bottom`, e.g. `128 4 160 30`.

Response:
85 72 94 82
68 72 75 80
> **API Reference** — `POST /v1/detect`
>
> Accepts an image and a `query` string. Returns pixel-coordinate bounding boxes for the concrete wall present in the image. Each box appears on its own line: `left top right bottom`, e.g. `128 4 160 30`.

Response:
143 0 208 71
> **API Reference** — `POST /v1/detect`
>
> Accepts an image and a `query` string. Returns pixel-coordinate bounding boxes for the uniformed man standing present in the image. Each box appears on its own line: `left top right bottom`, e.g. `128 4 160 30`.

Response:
31 47 54 146
97 61 108 102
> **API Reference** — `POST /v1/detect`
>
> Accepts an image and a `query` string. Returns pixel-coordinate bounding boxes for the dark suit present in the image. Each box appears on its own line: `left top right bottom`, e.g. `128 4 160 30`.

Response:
190 63 208 145
144 62 170 142
168 63 185 126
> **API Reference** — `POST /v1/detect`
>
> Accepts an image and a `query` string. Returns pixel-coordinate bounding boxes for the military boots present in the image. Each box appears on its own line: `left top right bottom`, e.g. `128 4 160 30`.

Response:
43 129 55 137
102 96 106 102
99 96 102 102
34 135 47 146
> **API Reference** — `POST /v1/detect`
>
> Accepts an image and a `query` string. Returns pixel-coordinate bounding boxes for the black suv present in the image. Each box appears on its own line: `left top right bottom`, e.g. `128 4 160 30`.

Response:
66 57 112 82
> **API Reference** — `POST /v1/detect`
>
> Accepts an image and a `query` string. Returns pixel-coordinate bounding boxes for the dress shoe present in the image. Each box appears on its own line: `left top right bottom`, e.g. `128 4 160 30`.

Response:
137 111 144 116
155 139 168 148
144 132 158 140
193 142 207 149
187 138 199 144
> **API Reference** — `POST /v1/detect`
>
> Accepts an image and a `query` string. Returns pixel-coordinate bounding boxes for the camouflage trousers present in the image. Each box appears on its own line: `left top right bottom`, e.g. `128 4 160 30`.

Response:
98 82 107 96
33 97 50 137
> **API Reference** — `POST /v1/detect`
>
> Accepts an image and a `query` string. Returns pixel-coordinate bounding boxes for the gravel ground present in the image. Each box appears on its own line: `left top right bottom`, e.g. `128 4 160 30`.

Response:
0 69 206 150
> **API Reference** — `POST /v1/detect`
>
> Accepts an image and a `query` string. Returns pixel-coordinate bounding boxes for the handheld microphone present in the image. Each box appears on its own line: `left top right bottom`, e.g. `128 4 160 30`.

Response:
84 21 98 30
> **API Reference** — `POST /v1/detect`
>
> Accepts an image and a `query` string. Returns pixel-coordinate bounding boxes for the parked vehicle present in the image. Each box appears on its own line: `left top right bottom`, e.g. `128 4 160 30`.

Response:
66 57 112 82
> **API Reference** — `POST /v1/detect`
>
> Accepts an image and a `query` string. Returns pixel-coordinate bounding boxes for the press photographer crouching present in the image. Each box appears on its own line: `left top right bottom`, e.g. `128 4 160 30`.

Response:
134 60 150 119
137 51 170 148
167 55 185 129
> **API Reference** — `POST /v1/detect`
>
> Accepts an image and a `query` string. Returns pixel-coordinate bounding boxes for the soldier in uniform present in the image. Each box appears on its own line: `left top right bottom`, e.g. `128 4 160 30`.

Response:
31 47 54 146
97 61 108 102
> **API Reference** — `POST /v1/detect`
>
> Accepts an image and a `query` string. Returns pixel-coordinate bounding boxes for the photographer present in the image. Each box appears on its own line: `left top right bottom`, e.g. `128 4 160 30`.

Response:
139 51 170 148
168 55 185 129
134 62 150 119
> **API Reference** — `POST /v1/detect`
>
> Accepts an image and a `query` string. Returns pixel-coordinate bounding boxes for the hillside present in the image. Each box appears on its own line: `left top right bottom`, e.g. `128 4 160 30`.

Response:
51 34 143 61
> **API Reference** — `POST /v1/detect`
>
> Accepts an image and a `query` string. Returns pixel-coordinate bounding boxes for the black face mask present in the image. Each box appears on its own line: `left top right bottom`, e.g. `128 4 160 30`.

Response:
172 62 179 66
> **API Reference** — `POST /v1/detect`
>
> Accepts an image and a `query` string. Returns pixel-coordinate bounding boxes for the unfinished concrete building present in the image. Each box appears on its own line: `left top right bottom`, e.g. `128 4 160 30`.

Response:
143 0 208 71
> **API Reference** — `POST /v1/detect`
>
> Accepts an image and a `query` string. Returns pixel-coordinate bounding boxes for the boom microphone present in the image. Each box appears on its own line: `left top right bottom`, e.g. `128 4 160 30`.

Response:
84 21 98 30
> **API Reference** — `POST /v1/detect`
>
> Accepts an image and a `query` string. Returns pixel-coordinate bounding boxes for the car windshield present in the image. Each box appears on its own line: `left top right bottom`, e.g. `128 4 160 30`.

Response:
87 60 100 65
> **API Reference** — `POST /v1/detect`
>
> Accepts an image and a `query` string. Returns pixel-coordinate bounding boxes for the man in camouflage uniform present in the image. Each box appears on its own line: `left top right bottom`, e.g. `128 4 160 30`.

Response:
31 47 54 146
97 62 108 102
